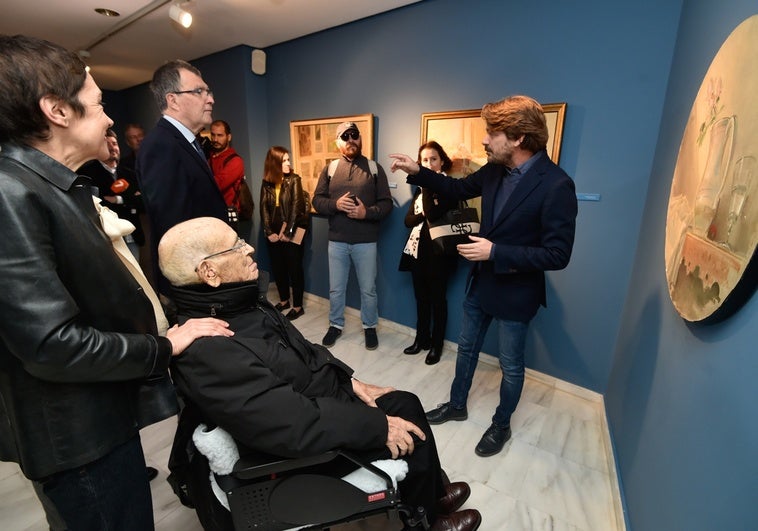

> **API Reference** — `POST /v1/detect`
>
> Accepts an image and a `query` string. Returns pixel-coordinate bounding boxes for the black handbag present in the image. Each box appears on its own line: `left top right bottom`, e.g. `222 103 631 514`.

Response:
427 201 480 256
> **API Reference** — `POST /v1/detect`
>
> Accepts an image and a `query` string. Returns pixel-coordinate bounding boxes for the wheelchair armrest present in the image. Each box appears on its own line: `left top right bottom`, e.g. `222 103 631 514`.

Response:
232 449 395 491
232 450 341 479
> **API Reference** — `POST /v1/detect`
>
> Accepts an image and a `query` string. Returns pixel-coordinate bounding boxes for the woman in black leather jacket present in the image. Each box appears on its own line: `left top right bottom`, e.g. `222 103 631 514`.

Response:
0 34 232 530
260 146 309 320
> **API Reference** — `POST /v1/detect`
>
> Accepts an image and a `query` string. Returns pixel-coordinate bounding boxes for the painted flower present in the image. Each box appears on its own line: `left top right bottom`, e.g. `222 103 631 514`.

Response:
697 77 723 146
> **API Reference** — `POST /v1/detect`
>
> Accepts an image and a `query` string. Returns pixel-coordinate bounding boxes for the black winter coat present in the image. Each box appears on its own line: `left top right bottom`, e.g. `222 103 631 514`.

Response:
169 278 388 458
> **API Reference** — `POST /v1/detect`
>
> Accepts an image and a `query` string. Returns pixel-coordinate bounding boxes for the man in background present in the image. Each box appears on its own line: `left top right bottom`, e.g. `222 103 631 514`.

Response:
120 123 145 173
78 129 145 260
136 59 227 296
208 119 250 236
312 122 393 351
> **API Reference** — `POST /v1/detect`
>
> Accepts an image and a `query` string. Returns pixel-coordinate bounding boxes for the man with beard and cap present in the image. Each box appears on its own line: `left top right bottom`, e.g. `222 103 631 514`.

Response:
311 121 392 351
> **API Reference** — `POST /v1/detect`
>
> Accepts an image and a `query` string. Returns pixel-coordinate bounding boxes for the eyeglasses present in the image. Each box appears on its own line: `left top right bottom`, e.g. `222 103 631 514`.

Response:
195 238 247 271
171 87 213 98
340 130 360 141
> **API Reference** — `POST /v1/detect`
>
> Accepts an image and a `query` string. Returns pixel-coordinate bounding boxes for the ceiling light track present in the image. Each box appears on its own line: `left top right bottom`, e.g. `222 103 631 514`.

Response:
79 0 172 55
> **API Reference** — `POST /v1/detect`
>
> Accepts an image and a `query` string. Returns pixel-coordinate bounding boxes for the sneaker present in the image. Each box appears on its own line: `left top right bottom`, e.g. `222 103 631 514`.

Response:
322 326 342 347
364 328 378 350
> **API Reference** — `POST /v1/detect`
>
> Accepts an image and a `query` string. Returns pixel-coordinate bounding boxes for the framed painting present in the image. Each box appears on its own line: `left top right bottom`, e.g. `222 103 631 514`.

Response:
289 113 374 208
664 15 757 323
420 102 566 214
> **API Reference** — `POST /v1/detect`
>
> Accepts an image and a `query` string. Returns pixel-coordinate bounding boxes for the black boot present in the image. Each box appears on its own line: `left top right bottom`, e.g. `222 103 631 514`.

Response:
425 345 443 365
403 338 430 355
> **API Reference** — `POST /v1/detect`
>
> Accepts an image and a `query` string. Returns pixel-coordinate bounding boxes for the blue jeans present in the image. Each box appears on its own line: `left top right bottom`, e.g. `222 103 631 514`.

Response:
328 241 378 328
449 283 528 428
35 435 154 530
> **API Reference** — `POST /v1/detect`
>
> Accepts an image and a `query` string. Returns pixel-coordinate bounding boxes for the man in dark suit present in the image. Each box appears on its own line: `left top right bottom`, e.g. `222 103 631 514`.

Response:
136 59 227 296
390 95 578 457
78 129 145 258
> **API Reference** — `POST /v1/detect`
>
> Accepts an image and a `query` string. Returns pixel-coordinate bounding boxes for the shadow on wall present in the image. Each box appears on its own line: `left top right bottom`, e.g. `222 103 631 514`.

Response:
605 292 662 467
530 279 585 383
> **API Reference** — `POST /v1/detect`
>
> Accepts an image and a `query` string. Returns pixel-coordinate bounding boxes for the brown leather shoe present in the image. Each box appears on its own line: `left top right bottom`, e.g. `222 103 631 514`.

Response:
431 509 482 531
437 481 471 515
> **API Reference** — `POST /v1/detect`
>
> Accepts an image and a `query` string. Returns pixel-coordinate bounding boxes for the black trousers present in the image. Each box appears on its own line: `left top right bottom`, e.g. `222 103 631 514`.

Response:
369 390 445 523
410 256 451 349
267 240 305 307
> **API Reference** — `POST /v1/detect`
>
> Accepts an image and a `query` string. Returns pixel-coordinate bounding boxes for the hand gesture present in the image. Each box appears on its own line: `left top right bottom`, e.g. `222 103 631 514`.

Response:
166 317 234 356
385 415 426 459
388 153 420 175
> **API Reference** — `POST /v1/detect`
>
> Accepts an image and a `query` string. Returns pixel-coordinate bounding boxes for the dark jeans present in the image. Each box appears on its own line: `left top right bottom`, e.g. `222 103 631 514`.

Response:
450 282 529 428
267 239 305 307
34 435 154 531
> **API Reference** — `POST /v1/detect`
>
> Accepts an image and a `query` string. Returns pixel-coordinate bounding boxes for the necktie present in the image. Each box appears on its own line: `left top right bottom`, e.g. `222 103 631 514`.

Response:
192 138 205 156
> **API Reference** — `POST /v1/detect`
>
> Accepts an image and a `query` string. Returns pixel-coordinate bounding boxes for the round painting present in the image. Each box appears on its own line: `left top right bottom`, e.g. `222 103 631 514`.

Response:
665 15 758 322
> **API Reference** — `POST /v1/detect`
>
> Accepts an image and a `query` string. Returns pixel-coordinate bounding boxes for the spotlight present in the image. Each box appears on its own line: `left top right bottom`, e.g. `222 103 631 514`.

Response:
169 4 192 28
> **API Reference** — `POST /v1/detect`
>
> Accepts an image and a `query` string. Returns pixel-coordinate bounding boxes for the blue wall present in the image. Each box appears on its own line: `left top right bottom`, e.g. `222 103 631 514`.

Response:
261 0 681 394
605 1 758 529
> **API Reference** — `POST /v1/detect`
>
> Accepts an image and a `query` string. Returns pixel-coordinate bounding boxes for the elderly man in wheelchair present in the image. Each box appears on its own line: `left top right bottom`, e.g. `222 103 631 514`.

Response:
158 217 481 531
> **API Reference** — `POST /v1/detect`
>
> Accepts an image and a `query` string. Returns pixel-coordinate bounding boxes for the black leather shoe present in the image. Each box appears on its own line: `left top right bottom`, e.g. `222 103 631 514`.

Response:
286 307 304 320
146 466 158 481
437 481 471 516
403 339 430 354
425 347 442 365
426 402 467 425
431 509 482 531
274 301 290 311
474 423 511 457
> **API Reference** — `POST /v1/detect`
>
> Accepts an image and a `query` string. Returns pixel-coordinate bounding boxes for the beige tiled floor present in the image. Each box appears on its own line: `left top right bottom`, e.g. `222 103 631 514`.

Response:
0 290 623 530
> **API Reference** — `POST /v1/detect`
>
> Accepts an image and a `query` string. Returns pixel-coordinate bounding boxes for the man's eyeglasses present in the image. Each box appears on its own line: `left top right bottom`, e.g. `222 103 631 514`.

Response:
340 130 360 141
171 87 213 98
195 238 247 271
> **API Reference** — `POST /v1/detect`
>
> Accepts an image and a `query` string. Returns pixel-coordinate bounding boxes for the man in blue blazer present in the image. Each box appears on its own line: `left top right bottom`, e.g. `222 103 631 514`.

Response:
137 60 228 296
390 95 578 457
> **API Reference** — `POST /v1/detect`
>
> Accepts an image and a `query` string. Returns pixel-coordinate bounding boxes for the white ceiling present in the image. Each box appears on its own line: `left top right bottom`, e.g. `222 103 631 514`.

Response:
0 0 420 90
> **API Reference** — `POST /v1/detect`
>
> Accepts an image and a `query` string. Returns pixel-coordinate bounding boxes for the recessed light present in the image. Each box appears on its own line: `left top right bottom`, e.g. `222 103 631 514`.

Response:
94 8 121 17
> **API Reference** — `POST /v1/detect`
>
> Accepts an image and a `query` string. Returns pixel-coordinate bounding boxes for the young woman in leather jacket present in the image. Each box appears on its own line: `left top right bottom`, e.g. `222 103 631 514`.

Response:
260 146 309 320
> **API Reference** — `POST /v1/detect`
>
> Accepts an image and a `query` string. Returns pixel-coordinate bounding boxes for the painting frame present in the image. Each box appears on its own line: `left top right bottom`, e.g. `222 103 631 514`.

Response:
289 113 374 209
420 102 567 167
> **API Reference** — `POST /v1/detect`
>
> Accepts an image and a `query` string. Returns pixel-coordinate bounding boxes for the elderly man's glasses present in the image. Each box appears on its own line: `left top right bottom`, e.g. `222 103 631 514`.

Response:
171 87 213 98
195 238 247 271
340 130 360 141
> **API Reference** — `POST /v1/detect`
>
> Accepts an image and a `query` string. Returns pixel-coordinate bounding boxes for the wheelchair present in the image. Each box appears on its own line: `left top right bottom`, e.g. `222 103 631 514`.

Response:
169 404 430 531
218 449 429 530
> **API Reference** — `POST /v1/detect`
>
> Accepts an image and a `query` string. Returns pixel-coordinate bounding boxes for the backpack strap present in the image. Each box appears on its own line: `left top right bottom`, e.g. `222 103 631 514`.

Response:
327 159 339 180
327 158 377 180
222 152 241 167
